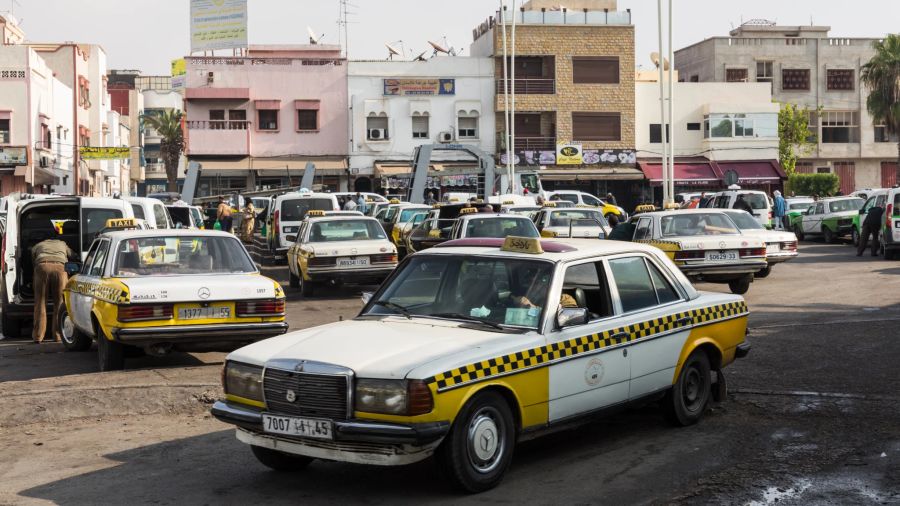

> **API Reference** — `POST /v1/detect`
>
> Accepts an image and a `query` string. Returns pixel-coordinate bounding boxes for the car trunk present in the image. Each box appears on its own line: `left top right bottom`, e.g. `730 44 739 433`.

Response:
16 202 79 301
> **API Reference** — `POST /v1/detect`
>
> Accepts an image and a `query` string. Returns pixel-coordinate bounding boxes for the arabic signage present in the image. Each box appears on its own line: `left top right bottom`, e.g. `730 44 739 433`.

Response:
383 79 456 96
0 146 27 166
80 147 131 160
556 144 583 165
190 0 248 52
500 149 637 167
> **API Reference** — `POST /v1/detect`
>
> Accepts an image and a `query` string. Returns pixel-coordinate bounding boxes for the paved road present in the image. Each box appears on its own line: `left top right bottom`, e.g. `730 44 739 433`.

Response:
1 242 898 505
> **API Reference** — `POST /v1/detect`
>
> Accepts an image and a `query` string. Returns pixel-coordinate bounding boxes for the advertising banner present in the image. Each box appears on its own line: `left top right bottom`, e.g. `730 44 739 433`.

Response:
0 146 27 166
80 147 131 160
190 0 248 52
556 144 583 165
383 79 456 96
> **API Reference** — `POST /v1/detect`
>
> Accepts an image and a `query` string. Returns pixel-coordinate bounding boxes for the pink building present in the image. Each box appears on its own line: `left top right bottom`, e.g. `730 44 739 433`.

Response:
184 45 349 195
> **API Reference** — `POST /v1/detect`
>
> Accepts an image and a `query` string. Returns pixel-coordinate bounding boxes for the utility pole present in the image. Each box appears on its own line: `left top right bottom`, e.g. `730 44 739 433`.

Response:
667 0 675 206
657 0 669 206
501 3 512 192
510 0 517 196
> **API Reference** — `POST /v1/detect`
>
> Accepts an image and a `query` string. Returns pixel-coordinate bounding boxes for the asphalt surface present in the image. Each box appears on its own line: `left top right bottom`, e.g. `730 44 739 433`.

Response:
0 241 898 505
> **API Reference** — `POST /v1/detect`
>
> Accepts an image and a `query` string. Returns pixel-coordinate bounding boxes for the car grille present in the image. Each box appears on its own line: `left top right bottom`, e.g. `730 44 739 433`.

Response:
263 368 349 420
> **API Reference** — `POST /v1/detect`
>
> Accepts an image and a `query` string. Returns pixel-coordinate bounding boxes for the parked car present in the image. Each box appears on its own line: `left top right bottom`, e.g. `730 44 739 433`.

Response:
880 187 900 260
266 190 340 253
709 187 773 228
123 196 174 229
790 197 864 243
851 189 888 246
722 210 799 278
545 190 626 219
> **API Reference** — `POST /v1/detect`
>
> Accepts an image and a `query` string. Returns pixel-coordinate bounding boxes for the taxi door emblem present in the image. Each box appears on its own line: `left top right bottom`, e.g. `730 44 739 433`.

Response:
285 390 297 402
198 287 210 299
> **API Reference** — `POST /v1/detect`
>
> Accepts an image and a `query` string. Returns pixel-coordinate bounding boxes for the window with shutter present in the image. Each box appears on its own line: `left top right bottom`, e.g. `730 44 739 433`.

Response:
726 68 748 82
826 69 854 91
573 57 619 84
782 69 810 90
572 113 621 141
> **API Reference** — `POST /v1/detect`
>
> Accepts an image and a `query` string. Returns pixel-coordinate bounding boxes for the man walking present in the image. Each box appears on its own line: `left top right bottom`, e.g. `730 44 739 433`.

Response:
857 203 884 257
773 190 786 230
32 232 75 343
217 196 234 233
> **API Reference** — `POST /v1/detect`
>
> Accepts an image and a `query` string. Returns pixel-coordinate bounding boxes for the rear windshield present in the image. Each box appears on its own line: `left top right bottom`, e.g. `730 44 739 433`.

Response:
281 198 333 221
465 217 539 238
83 208 124 250
828 199 863 213
398 208 426 222
114 236 255 276
660 213 738 236
789 201 813 210
549 210 604 227
741 193 769 210
168 207 192 228
308 219 386 242
726 211 763 229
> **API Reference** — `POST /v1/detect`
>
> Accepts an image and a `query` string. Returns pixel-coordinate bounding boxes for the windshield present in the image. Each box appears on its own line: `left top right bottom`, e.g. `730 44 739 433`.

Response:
549 210 605 227
308 219 386 242
384 207 400 221
398 208 426 222
741 193 769 210
113 236 256 277
281 198 333 221
362 255 554 330
725 211 763 229
828 198 863 213
789 201 813 210
660 213 739 236
465 217 539 238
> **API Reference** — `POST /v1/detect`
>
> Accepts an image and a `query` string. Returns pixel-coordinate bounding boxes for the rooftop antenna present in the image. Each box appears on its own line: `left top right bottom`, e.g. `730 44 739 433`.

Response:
385 42 401 60
443 36 459 56
337 0 357 58
307 26 324 45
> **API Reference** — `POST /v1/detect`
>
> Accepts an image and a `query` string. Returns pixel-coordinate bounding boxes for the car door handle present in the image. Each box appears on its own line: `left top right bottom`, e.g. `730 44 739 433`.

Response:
610 331 630 341
675 316 693 326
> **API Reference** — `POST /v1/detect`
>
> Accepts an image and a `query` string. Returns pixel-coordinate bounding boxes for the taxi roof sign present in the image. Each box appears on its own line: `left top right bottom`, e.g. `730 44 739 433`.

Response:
104 218 139 230
459 207 478 215
542 202 557 208
501 236 544 254
306 210 326 217
389 198 401 204
502 200 515 205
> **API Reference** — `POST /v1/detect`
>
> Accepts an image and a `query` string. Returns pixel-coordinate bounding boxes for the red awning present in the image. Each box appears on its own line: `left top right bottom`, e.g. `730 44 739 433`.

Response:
714 160 785 183
638 161 719 186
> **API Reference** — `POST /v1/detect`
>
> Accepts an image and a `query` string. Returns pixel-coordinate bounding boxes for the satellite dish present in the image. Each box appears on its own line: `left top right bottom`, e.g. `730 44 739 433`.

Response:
428 40 450 55
412 51 428 62
385 43 401 60
662 57 670 71
307 26 322 45
650 52 670 71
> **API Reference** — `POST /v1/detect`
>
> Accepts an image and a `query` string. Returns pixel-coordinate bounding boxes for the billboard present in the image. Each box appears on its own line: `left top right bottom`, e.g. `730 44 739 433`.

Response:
0 146 27 166
80 147 131 160
383 79 456 96
190 0 248 52
556 144 583 165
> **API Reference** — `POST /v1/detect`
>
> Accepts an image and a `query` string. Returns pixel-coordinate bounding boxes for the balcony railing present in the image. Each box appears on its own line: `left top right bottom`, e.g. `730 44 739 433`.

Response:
496 78 556 95
146 162 165 174
514 137 557 151
187 120 250 130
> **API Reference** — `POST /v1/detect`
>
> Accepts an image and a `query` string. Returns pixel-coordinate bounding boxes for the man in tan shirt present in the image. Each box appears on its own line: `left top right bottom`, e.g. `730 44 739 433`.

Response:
216 196 233 233
32 234 76 343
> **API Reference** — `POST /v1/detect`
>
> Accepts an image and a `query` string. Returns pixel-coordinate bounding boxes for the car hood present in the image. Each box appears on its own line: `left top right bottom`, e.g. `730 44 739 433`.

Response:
227 317 514 379
121 273 278 303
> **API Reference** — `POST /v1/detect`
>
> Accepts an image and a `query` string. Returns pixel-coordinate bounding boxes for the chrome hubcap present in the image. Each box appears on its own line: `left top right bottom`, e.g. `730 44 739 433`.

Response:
467 407 504 474
62 313 75 343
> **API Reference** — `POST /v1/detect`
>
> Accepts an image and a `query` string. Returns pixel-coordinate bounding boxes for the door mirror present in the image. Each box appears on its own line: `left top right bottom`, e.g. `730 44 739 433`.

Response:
285 234 297 243
859 208 865 215
64 262 81 276
361 291 373 304
557 307 588 329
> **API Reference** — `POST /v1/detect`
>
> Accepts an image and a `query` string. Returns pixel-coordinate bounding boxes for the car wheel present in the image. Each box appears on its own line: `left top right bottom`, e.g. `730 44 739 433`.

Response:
289 270 300 288
823 227 835 244
663 351 712 426
250 445 314 471
97 328 125 372
299 275 314 297
728 277 751 295
437 390 516 493
58 305 91 351
885 247 895 261
1 311 22 339
851 228 860 246
754 265 772 279
793 225 805 241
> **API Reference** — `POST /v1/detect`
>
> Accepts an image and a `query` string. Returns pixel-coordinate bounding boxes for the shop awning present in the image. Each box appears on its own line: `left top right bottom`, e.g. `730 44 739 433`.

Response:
189 157 347 176
374 163 447 176
14 165 57 185
539 167 644 181
638 161 720 186
714 160 785 184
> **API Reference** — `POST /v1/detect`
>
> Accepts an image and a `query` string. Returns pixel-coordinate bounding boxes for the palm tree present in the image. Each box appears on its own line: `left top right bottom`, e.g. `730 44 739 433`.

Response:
861 34 900 174
143 109 185 192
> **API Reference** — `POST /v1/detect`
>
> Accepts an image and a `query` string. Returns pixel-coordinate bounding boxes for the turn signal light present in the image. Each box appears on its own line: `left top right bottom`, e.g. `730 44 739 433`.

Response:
371 253 398 264
407 380 434 416
118 304 174 322
235 299 285 317
739 248 766 258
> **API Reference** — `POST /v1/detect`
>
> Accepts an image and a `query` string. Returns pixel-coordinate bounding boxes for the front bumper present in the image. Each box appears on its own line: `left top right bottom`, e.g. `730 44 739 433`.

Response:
307 267 395 284
678 260 768 276
735 341 751 359
113 321 288 345
212 400 450 446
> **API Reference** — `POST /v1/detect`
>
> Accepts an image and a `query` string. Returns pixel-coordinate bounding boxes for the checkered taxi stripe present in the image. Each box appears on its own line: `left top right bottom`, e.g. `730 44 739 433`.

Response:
425 301 747 391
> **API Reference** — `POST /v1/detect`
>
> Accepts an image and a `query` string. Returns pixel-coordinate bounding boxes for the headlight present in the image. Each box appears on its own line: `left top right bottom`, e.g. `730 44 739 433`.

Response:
355 379 433 416
224 361 264 403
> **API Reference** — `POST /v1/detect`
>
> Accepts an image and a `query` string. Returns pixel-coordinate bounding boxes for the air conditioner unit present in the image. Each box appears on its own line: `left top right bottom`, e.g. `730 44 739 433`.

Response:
39 156 49 168
207 71 215 84
439 131 454 143
368 128 386 140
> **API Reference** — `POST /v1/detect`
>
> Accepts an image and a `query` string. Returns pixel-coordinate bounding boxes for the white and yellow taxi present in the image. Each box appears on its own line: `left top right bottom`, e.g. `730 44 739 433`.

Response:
532 204 611 239
630 209 767 294
59 219 288 371
722 210 798 278
286 211 398 297
212 236 750 492
451 207 541 239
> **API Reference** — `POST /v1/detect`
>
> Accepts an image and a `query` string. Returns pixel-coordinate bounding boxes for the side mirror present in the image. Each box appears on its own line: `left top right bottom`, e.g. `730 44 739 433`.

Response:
285 235 297 243
557 307 588 329
361 292 373 305
64 262 81 276
858 209 865 215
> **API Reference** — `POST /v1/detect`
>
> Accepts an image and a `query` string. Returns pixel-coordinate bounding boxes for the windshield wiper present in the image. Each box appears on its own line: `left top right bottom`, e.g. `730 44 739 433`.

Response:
430 313 505 330
372 300 412 319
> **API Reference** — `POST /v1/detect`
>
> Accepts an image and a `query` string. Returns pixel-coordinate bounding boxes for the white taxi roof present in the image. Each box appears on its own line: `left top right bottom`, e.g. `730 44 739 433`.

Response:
636 208 734 218
458 212 531 221
422 238 665 262
99 229 239 241
303 214 378 222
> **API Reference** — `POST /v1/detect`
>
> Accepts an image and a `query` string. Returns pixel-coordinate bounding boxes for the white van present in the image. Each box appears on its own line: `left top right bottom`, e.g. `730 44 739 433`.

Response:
710 187 773 228
1 195 137 337
267 191 340 252
123 196 173 229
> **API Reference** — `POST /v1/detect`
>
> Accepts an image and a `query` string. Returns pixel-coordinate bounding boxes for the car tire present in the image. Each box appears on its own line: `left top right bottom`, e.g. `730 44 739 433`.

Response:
793 225 805 242
289 270 300 288
728 277 751 295
851 227 860 246
97 328 125 372
250 445 314 471
823 227 835 244
1 311 22 339
58 305 91 351
436 390 516 493
299 275 314 297
662 351 712 427
885 248 895 261
754 265 772 279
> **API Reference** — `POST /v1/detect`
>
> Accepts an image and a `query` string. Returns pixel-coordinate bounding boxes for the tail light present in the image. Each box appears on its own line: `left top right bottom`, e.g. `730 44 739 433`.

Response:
118 304 174 322
236 299 285 317
407 380 434 415
674 250 705 260
781 241 798 251
371 253 397 264
739 248 766 258
308 257 336 267
273 209 280 238
888 204 894 227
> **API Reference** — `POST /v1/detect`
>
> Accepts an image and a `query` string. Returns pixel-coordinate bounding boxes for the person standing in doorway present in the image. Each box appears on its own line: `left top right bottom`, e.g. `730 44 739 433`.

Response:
857 203 883 257
32 232 75 343
217 195 234 233
773 190 786 230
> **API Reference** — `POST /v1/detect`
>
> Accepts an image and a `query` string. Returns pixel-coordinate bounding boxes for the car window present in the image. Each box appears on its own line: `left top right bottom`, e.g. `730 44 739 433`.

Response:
561 261 613 320
660 213 738 236
168 207 191 228
81 241 100 275
713 196 730 208
828 199 862 213
894 193 900 212
398 209 425 222
875 195 886 207
814 203 824 214
789 201 813 211
555 194 579 204
646 260 680 305
582 194 602 206
862 197 875 212
741 193 768 210
633 218 652 240
82 208 124 250
130 203 145 220
309 219 386 242
465 217 539 238
114 236 256 276
549 210 603 227
725 211 763 229
89 240 109 277
281 198 334 221
608 257 660 313
153 204 170 229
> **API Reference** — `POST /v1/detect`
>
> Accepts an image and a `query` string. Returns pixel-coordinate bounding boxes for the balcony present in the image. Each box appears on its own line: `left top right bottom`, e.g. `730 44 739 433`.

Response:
496 56 556 95
514 136 556 151
496 78 556 95
145 162 165 174
186 120 250 156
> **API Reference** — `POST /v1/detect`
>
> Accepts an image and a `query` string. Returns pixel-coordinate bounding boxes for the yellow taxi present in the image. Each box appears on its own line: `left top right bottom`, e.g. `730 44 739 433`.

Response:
59 219 288 371
212 236 750 492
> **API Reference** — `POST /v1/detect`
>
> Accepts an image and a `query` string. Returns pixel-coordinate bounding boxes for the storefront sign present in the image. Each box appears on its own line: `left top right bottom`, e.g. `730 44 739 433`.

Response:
80 147 131 160
383 79 456 96
500 149 636 167
190 0 248 52
0 146 27 166
556 144 583 165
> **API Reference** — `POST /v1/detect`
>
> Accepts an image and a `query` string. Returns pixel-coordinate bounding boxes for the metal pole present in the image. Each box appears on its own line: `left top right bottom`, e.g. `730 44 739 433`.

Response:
667 0 675 205
657 0 668 206
510 0 517 195
501 2 512 192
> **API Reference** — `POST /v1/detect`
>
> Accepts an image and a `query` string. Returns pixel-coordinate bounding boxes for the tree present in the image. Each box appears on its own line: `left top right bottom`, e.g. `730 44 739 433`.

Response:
788 173 839 198
778 103 817 176
143 110 184 192
861 34 900 175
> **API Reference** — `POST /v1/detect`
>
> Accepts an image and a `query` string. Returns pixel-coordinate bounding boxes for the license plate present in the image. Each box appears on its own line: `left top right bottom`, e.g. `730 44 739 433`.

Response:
262 414 333 440
766 244 780 254
337 257 369 267
705 250 738 262
178 306 231 320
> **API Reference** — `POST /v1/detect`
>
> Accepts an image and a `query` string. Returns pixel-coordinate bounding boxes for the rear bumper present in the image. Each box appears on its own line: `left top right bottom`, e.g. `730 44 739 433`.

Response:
112 321 288 345
766 252 798 265
307 267 395 284
679 260 767 276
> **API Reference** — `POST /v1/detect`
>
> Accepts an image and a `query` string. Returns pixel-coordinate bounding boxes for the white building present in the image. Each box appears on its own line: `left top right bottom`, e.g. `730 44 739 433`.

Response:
137 75 185 195
635 77 785 198
347 57 496 196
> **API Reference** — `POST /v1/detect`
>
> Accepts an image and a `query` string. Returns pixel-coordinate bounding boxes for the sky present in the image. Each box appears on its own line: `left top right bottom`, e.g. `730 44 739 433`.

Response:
5 0 900 75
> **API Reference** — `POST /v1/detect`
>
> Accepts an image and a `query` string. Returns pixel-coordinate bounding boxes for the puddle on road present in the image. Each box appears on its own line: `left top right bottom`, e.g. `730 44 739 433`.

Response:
746 479 812 506
743 466 896 505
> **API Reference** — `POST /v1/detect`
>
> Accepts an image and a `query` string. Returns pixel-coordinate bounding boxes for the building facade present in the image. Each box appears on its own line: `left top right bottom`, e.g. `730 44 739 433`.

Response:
347 57 496 198
470 0 639 205
184 45 348 196
138 75 186 196
675 21 899 194
108 69 145 195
